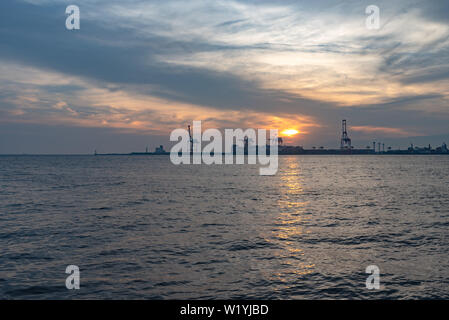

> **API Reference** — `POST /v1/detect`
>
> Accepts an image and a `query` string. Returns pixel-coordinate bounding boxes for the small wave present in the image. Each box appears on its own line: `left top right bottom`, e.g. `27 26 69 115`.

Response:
227 239 278 251
89 207 113 211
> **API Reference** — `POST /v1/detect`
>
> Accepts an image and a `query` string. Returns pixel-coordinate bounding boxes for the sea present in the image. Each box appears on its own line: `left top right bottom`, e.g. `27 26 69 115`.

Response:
1 155 448 299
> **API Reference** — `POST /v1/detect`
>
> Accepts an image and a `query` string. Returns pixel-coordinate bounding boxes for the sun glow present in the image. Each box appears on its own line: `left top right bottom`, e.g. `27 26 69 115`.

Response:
281 129 299 136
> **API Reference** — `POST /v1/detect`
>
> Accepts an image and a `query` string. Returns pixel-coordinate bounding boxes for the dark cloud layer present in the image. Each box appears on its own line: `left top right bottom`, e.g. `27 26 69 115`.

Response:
0 0 448 153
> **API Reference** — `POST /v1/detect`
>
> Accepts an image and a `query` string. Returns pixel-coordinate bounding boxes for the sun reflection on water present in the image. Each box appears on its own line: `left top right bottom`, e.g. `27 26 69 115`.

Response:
267 157 316 285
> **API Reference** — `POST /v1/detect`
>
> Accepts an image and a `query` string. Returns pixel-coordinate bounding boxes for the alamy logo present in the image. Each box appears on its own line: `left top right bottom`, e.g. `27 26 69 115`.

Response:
170 121 279 175
365 5 380 30
65 265 80 290
65 5 80 30
365 265 380 290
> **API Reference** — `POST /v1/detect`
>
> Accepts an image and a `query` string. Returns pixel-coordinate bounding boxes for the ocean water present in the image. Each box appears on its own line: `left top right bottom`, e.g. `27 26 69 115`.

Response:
0 155 448 299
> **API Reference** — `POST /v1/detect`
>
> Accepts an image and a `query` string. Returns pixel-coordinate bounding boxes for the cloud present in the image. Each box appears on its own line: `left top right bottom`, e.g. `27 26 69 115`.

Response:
351 125 415 137
0 0 449 152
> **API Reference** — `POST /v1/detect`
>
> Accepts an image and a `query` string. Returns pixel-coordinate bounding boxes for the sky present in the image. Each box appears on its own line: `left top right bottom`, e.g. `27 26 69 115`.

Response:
0 0 448 153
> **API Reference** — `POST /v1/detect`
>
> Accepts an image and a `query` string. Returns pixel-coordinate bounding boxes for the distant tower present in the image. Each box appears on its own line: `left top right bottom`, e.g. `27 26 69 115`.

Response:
188 125 194 155
373 141 376 153
340 120 352 149
278 137 284 146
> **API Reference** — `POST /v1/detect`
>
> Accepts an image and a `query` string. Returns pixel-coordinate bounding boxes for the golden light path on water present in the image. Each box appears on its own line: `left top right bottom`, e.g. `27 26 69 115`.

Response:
261 157 316 291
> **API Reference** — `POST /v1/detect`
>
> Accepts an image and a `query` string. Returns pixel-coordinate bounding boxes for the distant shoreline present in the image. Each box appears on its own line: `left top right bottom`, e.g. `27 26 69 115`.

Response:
1 152 449 156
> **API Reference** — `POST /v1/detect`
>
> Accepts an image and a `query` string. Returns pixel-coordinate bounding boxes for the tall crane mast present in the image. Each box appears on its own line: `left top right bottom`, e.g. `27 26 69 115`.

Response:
188 125 194 155
340 119 352 149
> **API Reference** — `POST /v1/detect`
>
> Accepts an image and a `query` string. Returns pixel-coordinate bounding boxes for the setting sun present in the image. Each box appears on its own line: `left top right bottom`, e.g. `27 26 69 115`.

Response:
281 129 299 136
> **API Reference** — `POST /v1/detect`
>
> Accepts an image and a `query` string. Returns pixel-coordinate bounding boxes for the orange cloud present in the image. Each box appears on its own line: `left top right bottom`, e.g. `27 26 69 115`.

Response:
351 126 416 137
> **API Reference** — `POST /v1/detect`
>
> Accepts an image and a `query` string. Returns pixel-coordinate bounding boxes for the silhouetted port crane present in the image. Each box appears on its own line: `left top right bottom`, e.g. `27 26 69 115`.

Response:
266 137 283 145
340 119 352 149
188 125 194 155
278 137 283 146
